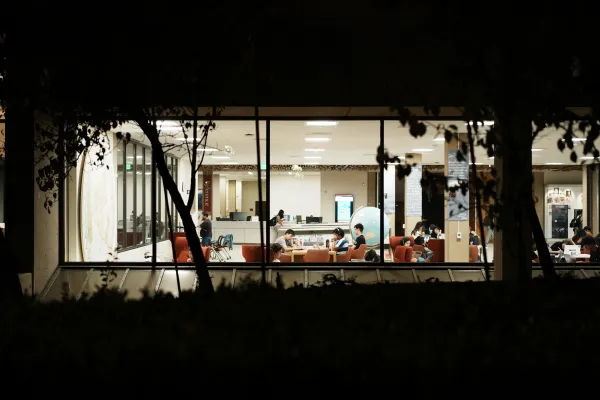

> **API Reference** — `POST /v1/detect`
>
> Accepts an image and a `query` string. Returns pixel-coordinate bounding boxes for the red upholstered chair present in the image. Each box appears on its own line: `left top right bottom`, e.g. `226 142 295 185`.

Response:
469 245 479 263
304 249 331 263
279 254 292 263
581 247 591 262
174 237 189 259
351 244 368 260
177 250 190 263
202 246 211 262
336 252 351 262
242 244 263 262
389 236 403 253
168 232 186 242
394 246 413 263
427 239 445 262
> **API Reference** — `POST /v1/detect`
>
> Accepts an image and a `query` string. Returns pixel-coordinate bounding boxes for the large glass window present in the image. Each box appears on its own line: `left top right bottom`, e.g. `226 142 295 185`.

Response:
116 140 178 252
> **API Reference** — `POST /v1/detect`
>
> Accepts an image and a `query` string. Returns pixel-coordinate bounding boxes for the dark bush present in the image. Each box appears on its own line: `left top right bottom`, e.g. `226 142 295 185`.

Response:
1 280 599 393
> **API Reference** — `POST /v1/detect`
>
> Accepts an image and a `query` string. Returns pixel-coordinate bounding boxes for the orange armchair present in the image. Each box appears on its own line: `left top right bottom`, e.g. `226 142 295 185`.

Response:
351 244 368 260
242 244 263 262
469 245 479 263
336 252 351 262
393 246 413 263
304 249 331 263
427 239 445 262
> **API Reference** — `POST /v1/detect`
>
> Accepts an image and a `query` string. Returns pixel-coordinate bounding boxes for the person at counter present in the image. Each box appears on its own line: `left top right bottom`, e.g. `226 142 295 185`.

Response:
331 227 349 254
275 229 295 251
276 210 285 226
200 212 212 246
353 223 366 249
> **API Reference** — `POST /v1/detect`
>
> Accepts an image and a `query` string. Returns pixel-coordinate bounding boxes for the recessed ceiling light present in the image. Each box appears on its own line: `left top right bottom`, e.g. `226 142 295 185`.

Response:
305 121 338 127
210 156 230 159
531 148 545 152
305 148 326 152
222 162 239 165
305 137 331 142
145 172 151 175
304 162 320 165
433 138 446 142
411 148 434 152
248 171 253 175
304 156 322 159
288 172 292 175
545 162 565 165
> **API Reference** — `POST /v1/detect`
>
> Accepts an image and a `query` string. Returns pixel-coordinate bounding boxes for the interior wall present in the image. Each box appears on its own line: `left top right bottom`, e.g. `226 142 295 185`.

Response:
178 158 197 226
544 170 582 185
270 174 321 220
320 171 368 224
228 180 236 214
533 172 545 233
241 180 266 215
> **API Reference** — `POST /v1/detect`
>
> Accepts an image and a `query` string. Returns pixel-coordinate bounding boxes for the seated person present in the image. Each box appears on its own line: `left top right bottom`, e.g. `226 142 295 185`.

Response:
330 227 349 254
364 249 380 263
271 243 284 262
353 223 366 249
414 235 433 261
187 247 194 263
549 239 574 255
429 225 441 239
572 227 583 244
275 229 296 251
531 243 539 262
469 229 480 246
400 236 421 262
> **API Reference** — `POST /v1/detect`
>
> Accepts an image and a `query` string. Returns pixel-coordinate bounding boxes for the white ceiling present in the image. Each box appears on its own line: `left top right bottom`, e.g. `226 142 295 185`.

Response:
118 120 591 167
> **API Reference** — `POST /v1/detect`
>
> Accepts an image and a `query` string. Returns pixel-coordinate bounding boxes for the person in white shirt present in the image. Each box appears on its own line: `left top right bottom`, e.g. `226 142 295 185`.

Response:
330 227 349 254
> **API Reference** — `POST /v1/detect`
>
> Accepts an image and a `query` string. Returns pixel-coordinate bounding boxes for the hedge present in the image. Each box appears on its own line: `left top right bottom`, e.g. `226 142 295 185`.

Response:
1 279 599 393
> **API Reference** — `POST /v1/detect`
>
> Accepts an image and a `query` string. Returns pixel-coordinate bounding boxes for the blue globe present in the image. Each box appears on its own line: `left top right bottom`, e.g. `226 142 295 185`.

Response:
349 206 390 247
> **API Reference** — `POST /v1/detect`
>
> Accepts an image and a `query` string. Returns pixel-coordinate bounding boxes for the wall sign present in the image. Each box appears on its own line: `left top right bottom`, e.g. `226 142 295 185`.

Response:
447 149 469 221
405 164 422 217
203 172 212 213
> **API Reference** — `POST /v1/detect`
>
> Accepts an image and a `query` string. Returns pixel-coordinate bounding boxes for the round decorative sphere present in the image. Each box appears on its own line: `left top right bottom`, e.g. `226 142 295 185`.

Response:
349 206 390 247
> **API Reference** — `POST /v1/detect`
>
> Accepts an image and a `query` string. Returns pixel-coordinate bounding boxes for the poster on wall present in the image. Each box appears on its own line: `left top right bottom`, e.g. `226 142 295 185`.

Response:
447 149 469 221
203 173 212 213
405 164 422 217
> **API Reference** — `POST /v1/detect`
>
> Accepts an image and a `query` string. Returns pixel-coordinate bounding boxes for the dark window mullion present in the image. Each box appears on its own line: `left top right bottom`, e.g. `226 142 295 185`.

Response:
122 141 127 248
142 148 146 243
133 144 137 246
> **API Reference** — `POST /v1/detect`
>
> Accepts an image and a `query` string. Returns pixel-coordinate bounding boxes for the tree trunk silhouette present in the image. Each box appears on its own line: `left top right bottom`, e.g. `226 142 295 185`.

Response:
467 126 491 280
0 228 23 301
529 200 557 279
138 119 214 295
163 182 182 296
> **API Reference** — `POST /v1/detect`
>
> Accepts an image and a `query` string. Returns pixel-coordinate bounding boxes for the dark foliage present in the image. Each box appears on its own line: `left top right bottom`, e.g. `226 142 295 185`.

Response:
2 281 600 392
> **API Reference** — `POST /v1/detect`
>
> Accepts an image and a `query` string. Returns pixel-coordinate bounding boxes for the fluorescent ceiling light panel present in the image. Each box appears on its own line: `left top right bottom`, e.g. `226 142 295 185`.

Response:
433 138 446 142
411 148 434 152
304 162 320 165
531 148 545 152
305 121 338 127
127 156 143 159
305 148 326 152
305 137 331 142
580 156 595 160
222 162 239 165
545 162 565 165
304 156 322 159
210 156 230 159
248 171 254 175
466 121 494 126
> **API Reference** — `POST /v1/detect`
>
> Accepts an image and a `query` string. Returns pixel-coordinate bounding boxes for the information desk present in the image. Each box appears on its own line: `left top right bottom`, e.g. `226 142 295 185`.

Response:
212 221 267 244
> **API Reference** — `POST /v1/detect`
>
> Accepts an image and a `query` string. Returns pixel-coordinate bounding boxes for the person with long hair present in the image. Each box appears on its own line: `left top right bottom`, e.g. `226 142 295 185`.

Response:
411 221 424 237
276 209 285 226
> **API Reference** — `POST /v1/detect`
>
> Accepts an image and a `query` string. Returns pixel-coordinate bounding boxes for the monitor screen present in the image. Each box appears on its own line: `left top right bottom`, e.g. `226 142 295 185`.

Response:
335 194 354 223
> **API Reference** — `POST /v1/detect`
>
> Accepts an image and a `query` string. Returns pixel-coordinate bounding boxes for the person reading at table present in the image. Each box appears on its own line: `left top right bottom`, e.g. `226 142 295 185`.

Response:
275 229 296 251
353 223 366 249
271 243 284 262
331 227 349 254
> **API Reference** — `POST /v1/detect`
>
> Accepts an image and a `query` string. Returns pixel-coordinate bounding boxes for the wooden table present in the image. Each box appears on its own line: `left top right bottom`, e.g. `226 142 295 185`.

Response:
290 249 337 262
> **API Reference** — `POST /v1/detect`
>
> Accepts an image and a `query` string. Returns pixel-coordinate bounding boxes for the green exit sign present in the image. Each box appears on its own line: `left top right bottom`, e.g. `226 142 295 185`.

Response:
126 163 132 171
